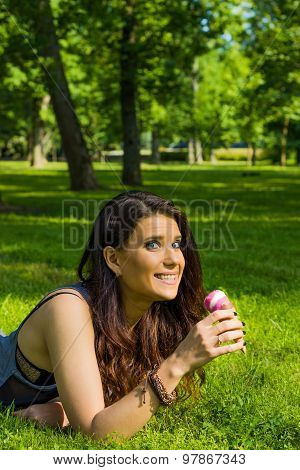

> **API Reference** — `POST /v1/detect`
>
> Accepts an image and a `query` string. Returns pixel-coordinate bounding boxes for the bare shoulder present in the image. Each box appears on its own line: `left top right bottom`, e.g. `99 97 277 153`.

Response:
41 287 88 309
41 289 93 345
42 290 105 435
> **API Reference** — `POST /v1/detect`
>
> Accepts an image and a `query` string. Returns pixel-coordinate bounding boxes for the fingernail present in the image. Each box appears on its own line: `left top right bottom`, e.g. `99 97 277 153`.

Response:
243 341 247 346
243 330 246 335
234 311 238 316
242 321 246 326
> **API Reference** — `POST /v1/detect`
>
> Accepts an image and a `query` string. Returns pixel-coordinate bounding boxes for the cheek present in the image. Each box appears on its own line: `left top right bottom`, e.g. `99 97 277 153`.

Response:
124 251 158 277
137 252 160 275
176 251 185 272
122 251 185 279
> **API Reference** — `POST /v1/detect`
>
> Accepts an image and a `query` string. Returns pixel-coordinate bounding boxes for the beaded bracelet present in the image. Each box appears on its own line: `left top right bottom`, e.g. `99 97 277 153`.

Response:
141 363 178 406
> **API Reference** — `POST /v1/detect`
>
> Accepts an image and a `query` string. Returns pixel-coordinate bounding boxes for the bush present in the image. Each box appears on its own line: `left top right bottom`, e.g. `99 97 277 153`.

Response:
215 147 267 161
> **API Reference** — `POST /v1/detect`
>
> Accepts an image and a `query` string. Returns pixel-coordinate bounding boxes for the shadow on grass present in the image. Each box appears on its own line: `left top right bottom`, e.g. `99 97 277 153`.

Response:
0 165 298 220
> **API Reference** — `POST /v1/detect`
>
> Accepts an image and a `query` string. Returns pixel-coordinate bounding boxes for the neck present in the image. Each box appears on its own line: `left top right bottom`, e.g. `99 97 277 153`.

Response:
118 280 152 328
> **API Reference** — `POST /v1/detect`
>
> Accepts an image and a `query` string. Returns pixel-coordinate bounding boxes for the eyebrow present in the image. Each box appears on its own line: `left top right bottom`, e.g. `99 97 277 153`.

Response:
144 234 182 241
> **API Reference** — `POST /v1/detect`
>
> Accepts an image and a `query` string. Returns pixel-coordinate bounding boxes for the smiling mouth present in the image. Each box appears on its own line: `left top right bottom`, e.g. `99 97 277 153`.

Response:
154 274 178 284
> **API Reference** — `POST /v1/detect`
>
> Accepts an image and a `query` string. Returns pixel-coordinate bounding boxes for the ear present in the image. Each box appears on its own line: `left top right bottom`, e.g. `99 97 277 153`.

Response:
103 246 121 277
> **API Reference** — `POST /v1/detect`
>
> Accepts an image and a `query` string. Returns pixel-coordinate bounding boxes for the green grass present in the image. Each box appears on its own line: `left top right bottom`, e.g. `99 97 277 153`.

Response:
0 160 299 449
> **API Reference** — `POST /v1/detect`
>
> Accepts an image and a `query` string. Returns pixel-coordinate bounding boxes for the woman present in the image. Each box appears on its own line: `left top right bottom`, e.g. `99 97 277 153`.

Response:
0 190 246 441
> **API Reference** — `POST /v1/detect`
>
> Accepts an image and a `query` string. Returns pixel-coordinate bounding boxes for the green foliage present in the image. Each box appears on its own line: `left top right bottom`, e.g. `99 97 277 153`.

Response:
0 0 299 163
241 0 300 160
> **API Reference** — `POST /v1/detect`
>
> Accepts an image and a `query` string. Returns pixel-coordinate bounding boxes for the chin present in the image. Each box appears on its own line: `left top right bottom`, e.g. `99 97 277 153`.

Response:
154 289 178 301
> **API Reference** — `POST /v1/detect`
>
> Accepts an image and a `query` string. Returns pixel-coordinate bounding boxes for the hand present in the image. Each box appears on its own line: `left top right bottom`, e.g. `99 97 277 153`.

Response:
219 298 246 354
173 308 245 375
13 400 69 428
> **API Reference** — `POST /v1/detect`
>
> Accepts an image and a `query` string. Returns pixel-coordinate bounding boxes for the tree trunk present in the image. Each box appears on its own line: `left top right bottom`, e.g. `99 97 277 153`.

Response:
51 146 57 162
32 122 46 169
188 138 194 164
251 142 256 166
28 97 47 168
194 139 203 164
27 128 34 164
246 143 251 166
120 0 142 185
94 149 104 163
210 144 217 164
280 116 289 167
34 0 99 190
151 129 160 164
27 98 37 165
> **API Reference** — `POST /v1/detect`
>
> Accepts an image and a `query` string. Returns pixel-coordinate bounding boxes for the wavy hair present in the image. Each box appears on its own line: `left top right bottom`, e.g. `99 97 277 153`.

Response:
77 190 208 407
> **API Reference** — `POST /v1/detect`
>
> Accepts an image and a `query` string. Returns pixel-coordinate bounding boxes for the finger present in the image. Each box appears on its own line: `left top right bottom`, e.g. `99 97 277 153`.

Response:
213 319 244 335
235 336 247 354
220 300 234 309
217 303 246 353
13 410 27 419
216 329 244 344
221 301 239 317
203 309 236 326
222 334 246 354
213 340 244 357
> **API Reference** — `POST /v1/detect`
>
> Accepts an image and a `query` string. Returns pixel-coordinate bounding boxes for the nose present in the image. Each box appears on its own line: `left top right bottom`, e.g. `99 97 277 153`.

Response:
162 244 181 266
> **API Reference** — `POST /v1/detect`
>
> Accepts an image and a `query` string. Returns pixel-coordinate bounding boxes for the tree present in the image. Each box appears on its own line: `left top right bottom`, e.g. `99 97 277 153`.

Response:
6 0 99 189
120 0 141 184
34 0 99 189
236 72 266 166
193 47 248 161
245 0 300 165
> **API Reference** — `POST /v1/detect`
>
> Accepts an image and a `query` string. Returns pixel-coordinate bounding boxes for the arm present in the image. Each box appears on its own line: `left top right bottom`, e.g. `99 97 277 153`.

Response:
41 294 185 442
14 352 184 436
89 352 184 442
13 398 70 429
94 298 245 441
14 302 243 440
94 306 245 441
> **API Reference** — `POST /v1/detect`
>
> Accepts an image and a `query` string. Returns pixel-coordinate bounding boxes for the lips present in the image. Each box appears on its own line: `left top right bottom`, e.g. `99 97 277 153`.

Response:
154 273 179 277
154 273 178 285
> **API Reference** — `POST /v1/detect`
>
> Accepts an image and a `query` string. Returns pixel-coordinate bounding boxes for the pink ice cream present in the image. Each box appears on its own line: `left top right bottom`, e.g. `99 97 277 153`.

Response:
204 289 246 354
204 289 230 312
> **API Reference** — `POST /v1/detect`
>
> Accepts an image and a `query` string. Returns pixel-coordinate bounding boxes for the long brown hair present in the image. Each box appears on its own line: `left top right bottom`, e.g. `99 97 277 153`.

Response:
77 190 208 407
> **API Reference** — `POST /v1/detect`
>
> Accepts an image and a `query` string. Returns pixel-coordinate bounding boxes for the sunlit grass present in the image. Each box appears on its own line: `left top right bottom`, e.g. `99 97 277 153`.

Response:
0 161 299 449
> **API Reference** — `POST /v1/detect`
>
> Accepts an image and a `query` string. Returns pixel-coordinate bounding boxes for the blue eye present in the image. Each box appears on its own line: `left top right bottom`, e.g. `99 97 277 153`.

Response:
146 241 159 249
145 240 182 249
173 241 182 249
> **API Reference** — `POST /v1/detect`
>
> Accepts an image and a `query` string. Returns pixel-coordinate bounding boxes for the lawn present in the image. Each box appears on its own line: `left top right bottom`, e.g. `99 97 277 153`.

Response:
0 160 299 449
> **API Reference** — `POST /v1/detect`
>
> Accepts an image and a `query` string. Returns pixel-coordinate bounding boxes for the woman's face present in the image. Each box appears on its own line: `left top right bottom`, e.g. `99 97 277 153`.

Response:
116 214 185 302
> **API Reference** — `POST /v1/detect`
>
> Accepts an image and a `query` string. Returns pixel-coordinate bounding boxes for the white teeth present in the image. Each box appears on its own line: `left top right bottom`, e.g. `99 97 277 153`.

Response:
155 274 176 280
